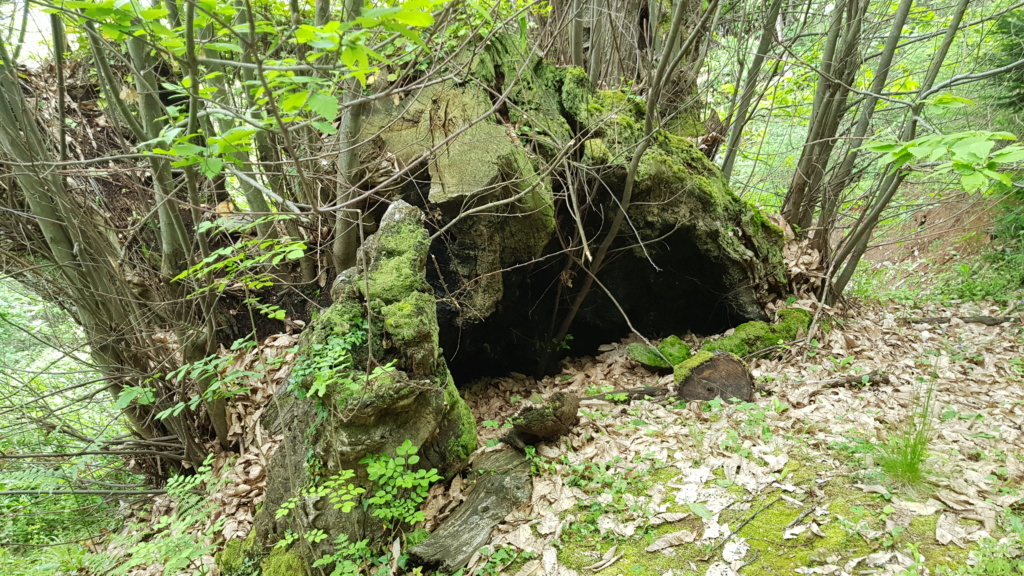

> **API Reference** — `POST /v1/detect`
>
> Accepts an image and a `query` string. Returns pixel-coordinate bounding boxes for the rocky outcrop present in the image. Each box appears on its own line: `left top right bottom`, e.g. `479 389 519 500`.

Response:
358 37 788 378
250 202 477 569
246 34 791 570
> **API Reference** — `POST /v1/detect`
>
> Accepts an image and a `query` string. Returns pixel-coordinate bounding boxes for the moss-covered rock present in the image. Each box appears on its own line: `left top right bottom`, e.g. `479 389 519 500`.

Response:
381 291 439 377
361 222 430 305
261 547 307 576
472 34 573 154
420 377 479 478
626 342 671 370
507 391 580 446
774 308 813 340
664 110 705 138
627 336 692 371
255 201 476 566
215 530 260 576
658 335 691 365
352 34 788 379
361 66 556 329
700 308 811 357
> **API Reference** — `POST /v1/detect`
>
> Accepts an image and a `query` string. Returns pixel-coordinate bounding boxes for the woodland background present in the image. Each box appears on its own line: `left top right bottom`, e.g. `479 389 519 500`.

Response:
1 0 1024 574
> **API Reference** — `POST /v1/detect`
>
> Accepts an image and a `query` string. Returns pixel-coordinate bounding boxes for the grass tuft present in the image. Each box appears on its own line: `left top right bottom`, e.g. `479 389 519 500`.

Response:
876 383 935 492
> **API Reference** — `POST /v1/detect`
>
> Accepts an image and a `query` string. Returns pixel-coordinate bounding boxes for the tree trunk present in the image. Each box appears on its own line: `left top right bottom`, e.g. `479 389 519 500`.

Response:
720 0 782 181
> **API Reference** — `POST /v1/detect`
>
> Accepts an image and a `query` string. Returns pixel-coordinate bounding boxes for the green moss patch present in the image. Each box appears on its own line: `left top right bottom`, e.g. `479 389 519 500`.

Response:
628 336 692 371
626 343 671 370
658 336 692 365
700 308 811 357
673 350 714 383
443 379 478 464
215 530 260 576
361 220 430 305
261 547 307 576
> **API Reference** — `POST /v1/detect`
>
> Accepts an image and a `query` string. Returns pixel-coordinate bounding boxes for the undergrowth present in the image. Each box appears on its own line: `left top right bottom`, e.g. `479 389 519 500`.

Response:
849 184 1024 304
938 510 1024 575
932 189 1024 303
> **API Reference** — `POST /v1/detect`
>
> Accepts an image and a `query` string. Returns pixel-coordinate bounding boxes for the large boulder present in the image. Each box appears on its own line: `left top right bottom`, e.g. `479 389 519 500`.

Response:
251 202 477 567
357 37 787 378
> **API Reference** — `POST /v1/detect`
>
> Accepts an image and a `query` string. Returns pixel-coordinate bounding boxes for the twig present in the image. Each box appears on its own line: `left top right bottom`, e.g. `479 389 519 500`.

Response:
0 489 166 496
818 370 891 389
785 500 817 529
899 316 1017 326
586 387 671 402
0 450 186 461
706 497 781 556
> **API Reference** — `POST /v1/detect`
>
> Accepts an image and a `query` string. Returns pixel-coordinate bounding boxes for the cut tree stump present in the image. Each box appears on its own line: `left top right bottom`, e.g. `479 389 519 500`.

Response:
674 352 753 402
407 449 532 572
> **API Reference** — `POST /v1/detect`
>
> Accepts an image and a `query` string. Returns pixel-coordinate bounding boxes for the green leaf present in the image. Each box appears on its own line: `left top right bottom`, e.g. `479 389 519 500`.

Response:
925 93 974 108
689 502 713 520
280 91 309 113
992 147 1024 163
960 170 988 193
980 169 1011 186
139 7 170 20
890 152 914 169
395 6 434 27
309 39 337 50
863 142 901 153
951 138 994 162
114 387 140 410
200 157 224 178
296 25 318 44
171 143 204 157
312 121 338 134
307 91 339 120
906 146 933 159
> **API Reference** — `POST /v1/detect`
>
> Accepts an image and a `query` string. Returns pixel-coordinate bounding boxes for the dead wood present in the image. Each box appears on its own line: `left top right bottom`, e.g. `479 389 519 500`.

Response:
407 449 532 572
819 369 891 389
589 386 671 401
899 316 1018 326
500 391 580 450
676 353 754 402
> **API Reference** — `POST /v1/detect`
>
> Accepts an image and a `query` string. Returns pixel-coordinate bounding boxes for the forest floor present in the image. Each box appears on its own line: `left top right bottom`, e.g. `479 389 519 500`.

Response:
410 193 1024 576
93 198 1024 576
455 295 1024 576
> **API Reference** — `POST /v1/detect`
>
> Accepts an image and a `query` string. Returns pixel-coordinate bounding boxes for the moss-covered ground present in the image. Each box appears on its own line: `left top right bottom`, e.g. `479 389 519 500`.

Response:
460 300 1024 576
546 448 994 576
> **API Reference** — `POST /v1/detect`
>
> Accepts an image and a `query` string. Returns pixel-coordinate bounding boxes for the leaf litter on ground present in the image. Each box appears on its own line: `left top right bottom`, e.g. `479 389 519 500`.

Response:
464 297 1024 576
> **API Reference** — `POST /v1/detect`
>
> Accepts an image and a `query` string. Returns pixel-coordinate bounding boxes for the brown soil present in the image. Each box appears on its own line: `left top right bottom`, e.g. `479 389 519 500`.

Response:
863 189 1001 270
